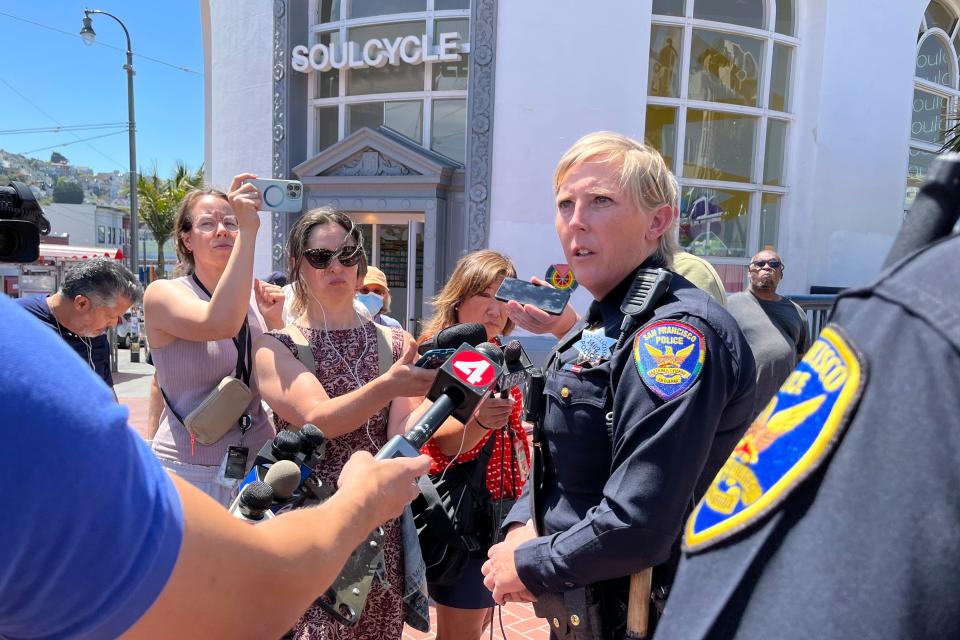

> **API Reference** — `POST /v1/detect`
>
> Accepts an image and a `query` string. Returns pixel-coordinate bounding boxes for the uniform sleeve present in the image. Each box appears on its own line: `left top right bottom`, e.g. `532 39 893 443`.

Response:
514 315 747 595
501 470 533 530
0 298 184 639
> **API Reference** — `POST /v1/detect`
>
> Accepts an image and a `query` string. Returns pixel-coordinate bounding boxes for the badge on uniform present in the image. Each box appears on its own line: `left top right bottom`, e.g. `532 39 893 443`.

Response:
684 325 867 553
633 320 705 400
573 327 616 366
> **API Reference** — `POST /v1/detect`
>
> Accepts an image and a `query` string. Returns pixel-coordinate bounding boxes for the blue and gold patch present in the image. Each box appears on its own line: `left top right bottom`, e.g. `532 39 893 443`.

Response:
634 320 706 401
684 325 867 553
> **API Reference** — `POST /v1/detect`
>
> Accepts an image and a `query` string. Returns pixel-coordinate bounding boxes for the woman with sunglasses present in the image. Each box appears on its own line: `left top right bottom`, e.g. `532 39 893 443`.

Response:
254 208 437 640
144 174 286 506
417 250 531 640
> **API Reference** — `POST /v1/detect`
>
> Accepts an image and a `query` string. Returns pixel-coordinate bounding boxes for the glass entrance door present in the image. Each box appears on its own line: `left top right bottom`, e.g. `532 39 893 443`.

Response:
351 212 425 335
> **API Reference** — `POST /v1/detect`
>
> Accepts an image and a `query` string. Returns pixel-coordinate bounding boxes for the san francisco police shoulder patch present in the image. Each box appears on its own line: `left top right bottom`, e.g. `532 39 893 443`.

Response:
684 325 867 554
634 320 706 401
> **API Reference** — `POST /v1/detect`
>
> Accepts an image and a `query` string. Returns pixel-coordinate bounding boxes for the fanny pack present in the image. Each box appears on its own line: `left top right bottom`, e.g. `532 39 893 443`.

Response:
160 274 254 447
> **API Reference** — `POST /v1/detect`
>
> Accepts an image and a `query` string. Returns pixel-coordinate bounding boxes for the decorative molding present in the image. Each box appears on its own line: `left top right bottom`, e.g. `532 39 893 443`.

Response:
328 149 414 177
271 0 291 270
465 0 498 251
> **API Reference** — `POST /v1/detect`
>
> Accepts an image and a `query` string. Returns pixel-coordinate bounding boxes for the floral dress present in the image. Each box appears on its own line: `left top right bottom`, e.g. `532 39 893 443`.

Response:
269 321 405 640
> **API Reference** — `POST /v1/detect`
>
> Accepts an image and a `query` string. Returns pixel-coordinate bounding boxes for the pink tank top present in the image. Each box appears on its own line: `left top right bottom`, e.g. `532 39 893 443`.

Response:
151 276 274 466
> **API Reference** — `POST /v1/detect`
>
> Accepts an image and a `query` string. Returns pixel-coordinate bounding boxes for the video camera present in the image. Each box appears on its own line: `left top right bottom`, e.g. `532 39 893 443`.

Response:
0 181 50 263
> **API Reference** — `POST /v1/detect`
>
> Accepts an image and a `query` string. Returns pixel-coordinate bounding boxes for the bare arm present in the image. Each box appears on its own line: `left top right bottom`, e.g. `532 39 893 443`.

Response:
145 375 163 440
122 452 430 639
144 174 263 348
254 332 436 439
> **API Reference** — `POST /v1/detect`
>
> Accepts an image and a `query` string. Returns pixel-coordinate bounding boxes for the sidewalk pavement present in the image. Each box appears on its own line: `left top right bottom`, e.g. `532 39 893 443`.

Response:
114 348 550 640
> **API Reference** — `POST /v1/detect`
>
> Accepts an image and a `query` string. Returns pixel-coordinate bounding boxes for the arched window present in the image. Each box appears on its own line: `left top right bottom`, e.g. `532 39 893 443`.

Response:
906 1 960 208
645 0 796 290
308 0 471 163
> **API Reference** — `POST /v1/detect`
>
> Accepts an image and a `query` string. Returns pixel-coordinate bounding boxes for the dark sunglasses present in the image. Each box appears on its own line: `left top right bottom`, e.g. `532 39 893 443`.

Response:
751 259 783 269
303 244 364 270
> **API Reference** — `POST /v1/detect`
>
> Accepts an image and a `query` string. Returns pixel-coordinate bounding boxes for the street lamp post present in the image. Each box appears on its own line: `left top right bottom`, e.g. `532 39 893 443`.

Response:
80 10 139 277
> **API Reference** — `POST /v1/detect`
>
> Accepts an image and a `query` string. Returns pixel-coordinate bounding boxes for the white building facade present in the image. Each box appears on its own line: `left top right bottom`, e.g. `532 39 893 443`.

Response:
202 0 952 327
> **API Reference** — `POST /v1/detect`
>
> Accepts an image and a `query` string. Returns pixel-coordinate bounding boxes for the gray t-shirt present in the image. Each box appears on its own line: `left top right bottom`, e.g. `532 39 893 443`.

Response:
727 292 808 416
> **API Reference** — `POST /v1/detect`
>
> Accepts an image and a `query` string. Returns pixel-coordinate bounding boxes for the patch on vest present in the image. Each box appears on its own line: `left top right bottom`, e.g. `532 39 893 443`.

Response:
684 325 866 553
634 320 706 401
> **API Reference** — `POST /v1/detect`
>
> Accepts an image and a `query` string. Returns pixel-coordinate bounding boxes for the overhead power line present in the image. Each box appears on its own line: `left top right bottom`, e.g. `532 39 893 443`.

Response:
0 10 203 76
0 77 127 170
20 131 128 156
0 123 128 135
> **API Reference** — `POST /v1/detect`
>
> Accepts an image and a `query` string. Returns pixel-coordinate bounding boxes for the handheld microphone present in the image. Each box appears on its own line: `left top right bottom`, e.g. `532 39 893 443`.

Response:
264 459 302 501
417 322 487 354
497 340 533 399
376 342 503 460
229 480 276 523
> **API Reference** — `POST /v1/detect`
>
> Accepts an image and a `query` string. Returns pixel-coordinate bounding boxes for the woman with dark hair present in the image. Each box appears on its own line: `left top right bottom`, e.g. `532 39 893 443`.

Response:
144 174 285 506
418 249 532 640
253 207 436 639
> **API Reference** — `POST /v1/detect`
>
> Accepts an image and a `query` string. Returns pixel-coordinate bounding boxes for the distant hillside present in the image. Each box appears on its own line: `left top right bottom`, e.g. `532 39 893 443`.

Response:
0 149 130 210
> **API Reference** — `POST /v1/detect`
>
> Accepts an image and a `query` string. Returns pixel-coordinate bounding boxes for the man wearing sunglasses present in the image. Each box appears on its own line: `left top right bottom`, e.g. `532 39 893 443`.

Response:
727 249 808 414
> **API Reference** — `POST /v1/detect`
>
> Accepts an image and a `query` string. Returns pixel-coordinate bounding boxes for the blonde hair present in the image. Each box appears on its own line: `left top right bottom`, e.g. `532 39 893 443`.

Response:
420 250 517 343
554 131 679 267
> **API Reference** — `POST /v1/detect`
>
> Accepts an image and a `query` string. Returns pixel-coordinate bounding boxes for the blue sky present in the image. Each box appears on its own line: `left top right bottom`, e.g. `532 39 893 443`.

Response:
0 0 203 178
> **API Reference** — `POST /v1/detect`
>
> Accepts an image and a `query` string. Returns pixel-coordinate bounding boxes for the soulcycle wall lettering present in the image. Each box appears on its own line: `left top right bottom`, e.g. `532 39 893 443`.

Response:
912 91 948 143
291 32 462 73
916 46 951 86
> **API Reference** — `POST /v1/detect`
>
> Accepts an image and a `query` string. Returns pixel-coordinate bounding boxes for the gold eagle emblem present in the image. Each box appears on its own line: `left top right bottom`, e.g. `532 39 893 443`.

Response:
644 342 696 383
704 394 826 515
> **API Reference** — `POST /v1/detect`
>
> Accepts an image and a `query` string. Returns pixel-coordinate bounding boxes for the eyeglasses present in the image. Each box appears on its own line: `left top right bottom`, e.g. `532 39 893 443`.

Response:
194 216 239 233
303 244 364 270
750 259 783 270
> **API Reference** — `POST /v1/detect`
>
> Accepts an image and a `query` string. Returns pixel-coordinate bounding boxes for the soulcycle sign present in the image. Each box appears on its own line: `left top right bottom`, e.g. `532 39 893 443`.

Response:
291 32 463 73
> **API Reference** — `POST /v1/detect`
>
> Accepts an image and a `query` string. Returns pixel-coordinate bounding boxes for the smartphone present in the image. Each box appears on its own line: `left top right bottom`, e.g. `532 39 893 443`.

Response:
415 348 456 369
243 178 304 212
495 277 572 316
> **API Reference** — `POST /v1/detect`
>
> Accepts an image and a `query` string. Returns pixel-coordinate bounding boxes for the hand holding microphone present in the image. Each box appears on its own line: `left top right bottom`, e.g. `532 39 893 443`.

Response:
376 341 504 460
337 451 432 526
383 336 438 398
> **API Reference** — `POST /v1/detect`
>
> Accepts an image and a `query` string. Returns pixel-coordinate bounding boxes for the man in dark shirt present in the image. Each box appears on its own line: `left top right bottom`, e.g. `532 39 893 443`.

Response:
727 249 808 414
15 257 141 395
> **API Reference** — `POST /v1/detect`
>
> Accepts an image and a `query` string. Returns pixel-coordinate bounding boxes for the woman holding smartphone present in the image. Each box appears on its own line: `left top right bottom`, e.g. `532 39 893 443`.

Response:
145 174 285 506
418 250 532 640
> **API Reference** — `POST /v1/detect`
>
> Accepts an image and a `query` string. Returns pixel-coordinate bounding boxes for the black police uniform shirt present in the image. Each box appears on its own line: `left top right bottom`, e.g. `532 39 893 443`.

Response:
14 296 114 387
655 234 960 640
503 262 756 595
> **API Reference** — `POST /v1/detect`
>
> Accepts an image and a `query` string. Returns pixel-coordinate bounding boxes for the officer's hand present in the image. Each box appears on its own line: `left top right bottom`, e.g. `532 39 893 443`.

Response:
482 520 537 605
505 277 579 340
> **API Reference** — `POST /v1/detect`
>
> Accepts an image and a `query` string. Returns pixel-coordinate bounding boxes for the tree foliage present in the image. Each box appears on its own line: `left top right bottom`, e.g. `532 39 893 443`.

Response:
52 179 84 204
137 161 204 278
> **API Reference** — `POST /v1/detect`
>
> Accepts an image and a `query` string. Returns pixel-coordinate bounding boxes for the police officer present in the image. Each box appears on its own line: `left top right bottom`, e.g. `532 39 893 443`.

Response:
653 157 960 640
481 131 757 639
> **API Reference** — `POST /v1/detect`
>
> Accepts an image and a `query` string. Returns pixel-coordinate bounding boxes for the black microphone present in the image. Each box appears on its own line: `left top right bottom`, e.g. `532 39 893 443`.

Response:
228 480 276 523
299 423 326 468
497 339 533 399
418 322 487 354
376 342 504 460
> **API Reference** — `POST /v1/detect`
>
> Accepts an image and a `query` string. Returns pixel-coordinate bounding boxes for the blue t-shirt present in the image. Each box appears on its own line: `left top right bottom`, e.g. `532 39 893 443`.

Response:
13 296 114 387
0 294 184 639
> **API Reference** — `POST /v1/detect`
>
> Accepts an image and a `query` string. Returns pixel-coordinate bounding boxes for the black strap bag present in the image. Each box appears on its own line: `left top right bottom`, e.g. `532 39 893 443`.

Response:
411 435 497 587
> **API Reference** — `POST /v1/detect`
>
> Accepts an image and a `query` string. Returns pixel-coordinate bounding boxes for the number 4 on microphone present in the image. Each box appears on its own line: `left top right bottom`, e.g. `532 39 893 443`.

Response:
450 351 496 387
